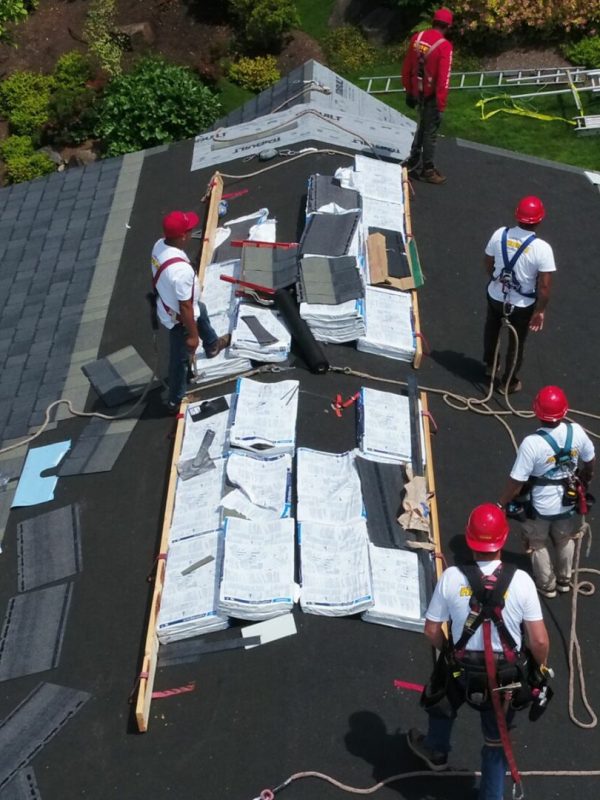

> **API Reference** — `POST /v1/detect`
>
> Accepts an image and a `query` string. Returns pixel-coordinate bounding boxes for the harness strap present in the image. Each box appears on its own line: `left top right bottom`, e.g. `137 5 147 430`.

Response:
415 32 445 96
152 256 195 322
483 620 523 794
500 227 537 299
530 424 575 487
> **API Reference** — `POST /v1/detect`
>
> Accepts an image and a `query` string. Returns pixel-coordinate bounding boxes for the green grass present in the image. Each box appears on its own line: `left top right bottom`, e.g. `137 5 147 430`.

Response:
217 77 255 115
295 0 336 42
347 61 600 170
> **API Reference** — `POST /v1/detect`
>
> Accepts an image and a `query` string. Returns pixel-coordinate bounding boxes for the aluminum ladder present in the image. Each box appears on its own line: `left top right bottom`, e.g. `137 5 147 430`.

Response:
361 67 589 94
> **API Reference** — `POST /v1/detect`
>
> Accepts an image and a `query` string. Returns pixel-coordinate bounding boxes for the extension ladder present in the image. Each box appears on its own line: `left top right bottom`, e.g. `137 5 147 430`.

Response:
361 67 589 94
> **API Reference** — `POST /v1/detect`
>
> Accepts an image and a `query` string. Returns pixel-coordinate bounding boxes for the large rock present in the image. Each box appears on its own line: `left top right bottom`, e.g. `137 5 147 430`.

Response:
117 22 155 51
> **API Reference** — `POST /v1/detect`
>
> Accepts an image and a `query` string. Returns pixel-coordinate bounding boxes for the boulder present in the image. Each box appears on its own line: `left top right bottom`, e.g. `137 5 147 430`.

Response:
116 22 155 51
67 147 98 168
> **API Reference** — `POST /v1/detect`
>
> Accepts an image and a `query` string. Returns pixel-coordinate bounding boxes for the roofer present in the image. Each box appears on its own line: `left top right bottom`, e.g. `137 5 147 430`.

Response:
483 195 555 394
151 210 230 413
401 7 453 185
408 503 551 800
498 386 595 598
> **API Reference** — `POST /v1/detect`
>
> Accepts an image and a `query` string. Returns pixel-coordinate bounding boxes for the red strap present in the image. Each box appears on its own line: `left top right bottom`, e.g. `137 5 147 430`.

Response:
152 256 195 321
483 621 522 790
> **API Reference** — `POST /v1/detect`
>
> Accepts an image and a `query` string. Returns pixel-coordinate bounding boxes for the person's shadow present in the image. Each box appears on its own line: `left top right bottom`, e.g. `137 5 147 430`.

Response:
344 711 477 800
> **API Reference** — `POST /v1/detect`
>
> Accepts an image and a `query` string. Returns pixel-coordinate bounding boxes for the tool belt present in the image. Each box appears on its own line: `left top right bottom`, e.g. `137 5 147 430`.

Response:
421 647 534 717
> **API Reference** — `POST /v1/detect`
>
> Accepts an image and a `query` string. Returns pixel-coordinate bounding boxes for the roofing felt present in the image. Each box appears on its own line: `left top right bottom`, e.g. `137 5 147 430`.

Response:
0 63 599 800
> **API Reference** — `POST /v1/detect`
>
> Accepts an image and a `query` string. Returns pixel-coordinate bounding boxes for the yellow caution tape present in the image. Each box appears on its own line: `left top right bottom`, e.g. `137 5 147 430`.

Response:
475 95 577 126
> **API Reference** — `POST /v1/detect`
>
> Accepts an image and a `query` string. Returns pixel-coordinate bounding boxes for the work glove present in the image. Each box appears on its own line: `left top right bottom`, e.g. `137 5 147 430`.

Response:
405 94 417 109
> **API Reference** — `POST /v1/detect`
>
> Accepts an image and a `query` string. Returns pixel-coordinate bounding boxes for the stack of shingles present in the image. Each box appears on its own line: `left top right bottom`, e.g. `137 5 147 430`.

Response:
298 182 365 342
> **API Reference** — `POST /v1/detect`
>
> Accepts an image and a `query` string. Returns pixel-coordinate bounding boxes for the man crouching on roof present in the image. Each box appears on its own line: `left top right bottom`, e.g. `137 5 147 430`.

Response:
151 210 230 414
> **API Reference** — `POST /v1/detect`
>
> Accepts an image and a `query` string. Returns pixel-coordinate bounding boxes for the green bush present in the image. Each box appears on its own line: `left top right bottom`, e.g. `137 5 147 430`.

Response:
54 51 94 89
453 0 600 40
0 71 54 136
0 135 54 183
0 134 34 160
228 56 281 92
563 37 600 69
229 0 300 52
84 0 124 77
48 52 97 145
95 56 222 157
0 0 37 41
323 26 376 74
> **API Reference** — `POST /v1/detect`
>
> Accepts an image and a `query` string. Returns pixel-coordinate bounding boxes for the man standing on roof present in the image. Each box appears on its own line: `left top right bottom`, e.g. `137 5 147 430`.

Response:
498 386 595 598
483 196 555 394
408 504 551 800
401 7 453 185
151 210 230 413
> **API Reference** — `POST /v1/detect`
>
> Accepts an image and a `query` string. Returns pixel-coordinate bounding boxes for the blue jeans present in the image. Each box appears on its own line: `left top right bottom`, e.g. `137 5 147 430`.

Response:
168 302 218 405
425 703 515 800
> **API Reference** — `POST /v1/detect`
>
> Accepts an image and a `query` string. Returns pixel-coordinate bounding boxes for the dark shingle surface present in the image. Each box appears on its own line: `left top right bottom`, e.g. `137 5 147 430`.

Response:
0 158 122 444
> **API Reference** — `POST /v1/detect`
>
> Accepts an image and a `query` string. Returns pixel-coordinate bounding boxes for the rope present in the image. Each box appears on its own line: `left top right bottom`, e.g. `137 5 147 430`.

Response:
253 766 600 799
568 521 598 729
218 148 356 181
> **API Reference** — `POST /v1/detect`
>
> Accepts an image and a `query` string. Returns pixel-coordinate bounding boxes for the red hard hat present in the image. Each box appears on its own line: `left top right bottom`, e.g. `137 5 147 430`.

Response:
515 195 545 225
465 504 509 552
533 385 569 422
433 7 453 25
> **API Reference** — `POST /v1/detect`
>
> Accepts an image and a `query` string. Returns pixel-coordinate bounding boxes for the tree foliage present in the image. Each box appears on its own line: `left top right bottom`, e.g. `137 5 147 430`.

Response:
0 0 37 41
229 0 299 51
0 70 54 137
95 57 221 157
0 135 54 183
228 56 281 91
453 0 600 39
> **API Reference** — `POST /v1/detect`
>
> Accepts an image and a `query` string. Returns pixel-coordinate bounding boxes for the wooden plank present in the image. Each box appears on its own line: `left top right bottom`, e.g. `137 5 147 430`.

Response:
420 392 443 580
135 400 188 732
197 173 224 290
411 288 423 369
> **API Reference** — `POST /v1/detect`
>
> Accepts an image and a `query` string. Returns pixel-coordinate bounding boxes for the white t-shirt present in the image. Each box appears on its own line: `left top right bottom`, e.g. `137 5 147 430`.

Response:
510 421 595 517
151 239 200 330
486 225 556 308
426 561 542 652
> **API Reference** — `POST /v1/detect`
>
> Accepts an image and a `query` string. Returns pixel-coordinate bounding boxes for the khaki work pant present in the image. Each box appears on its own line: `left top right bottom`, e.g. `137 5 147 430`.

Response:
520 514 581 592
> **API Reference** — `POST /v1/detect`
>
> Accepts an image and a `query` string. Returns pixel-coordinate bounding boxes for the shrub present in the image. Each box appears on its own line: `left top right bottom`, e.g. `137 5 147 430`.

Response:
0 135 54 183
452 0 600 40
229 0 299 52
95 56 222 157
54 51 94 89
84 0 124 77
0 71 54 136
48 52 97 145
563 36 600 69
0 0 37 41
228 56 280 92
323 26 377 74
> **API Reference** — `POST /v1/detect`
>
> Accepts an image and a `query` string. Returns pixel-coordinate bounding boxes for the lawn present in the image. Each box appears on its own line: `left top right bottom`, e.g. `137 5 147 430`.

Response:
347 61 600 171
295 0 336 42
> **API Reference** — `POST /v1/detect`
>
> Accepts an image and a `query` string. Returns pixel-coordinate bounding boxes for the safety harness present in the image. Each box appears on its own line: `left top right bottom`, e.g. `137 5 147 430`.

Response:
414 31 444 101
499 227 537 304
151 256 195 324
453 563 524 798
528 423 582 516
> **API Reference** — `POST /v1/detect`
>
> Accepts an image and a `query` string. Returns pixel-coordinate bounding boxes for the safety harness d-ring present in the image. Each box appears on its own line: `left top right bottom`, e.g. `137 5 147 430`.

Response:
513 780 525 799
260 790 275 800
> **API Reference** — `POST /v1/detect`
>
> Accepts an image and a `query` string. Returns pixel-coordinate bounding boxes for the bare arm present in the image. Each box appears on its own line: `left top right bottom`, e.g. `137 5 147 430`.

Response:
424 619 446 651
529 272 552 332
179 298 199 353
484 254 495 278
498 477 525 509
524 619 550 667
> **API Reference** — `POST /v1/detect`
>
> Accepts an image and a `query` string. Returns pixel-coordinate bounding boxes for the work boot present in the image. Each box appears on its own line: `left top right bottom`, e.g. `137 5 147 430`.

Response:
206 334 231 359
407 729 448 771
556 579 571 593
537 585 557 599
497 378 522 395
421 167 446 185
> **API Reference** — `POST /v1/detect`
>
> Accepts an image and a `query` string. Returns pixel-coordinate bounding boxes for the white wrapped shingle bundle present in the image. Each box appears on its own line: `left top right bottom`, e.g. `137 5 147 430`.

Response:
362 544 424 632
157 531 228 643
168 456 227 544
296 449 364 524
229 377 299 456
357 286 415 362
229 303 291 363
219 517 296 621
220 451 292 521
298 519 373 617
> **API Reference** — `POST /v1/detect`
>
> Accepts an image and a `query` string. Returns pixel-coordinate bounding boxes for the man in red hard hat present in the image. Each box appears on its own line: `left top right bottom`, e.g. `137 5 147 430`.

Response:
151 210 230 413
483 196 556 393
401 7 453 184
408 504 550 799
498 386 595 597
